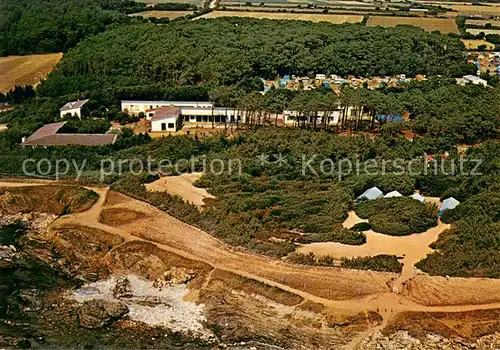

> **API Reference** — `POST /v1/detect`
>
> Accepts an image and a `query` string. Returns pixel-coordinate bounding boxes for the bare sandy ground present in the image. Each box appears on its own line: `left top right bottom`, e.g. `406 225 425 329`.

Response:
403 275 500 307
145 173 215 207
297 210 450 282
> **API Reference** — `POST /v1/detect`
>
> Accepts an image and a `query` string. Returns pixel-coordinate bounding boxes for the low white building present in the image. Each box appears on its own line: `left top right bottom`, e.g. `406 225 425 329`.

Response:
283 110 341 126
121 100 212 117
60 99 89 118
122 100 245 127
459 75 488 87
151 107 182 132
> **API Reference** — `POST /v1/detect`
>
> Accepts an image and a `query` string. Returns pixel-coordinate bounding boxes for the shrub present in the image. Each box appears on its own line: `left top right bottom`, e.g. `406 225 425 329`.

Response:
355 197 438 236
351 222 371 231
340 255 402 273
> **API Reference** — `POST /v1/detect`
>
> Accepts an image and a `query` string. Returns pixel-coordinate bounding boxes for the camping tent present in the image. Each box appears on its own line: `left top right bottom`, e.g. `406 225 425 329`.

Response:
410 193 426 203
438 197 460 215
384 190 403 198
357 187 383 201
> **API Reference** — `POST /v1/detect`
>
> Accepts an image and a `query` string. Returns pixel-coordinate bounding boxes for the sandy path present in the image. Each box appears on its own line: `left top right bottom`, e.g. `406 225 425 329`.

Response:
298 211 450 283
145 173 214 208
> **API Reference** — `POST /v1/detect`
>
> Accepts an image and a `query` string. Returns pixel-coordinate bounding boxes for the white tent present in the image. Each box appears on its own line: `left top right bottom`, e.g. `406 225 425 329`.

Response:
410 193 426 203
438 197 460 215
384 190 403 198
356 187 383 201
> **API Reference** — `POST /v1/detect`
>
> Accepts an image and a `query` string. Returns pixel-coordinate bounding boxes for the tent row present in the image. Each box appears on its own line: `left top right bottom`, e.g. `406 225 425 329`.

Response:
356 187 460 215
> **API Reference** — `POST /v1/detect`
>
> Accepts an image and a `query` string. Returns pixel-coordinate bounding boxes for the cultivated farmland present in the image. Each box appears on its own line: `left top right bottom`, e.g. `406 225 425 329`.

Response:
0 53 63 93
448 4 500 16
197 10 364 23
130 10 193 19
466 19 500 27
466 28 500 36
367 16 459 34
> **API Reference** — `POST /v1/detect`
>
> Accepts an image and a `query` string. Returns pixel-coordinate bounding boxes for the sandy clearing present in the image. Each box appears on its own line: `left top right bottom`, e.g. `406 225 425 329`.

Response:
197 11 364 23
129 10 193 19
367 16 459 34
298 210 450 282
145 173 215 207
0 53 63 93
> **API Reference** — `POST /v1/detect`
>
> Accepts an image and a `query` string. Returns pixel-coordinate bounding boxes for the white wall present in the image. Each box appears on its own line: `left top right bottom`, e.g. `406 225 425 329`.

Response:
60 108 82 118
283 110 341 125
122 101 213 115
151 116 179 132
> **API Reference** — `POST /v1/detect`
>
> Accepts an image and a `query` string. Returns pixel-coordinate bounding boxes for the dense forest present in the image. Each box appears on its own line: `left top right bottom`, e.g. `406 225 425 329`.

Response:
0 0 136 55
36 18 472 97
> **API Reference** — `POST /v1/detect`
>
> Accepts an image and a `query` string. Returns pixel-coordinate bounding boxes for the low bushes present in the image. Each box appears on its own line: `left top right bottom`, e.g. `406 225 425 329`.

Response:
296 228 366 245
340 255 402 273
287 252 402 273
355 197 438 236
351 222 371 231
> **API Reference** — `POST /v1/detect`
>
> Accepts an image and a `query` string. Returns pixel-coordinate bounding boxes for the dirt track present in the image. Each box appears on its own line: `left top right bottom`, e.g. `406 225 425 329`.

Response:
4 182 500 347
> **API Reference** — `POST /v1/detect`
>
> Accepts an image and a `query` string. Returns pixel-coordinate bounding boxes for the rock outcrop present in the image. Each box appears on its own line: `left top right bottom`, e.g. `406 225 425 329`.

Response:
77 300 128 329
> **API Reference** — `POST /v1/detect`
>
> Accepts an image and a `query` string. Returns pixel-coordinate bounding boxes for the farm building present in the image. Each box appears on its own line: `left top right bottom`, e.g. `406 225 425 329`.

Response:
21 122 117 147
357 187 383 201
60 99 89 119
438 197 460 215
410 193 426 203
151 107 182 132
384 190 403 198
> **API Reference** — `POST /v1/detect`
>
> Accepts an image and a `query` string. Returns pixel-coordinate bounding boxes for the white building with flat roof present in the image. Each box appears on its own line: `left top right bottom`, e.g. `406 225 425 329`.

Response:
121 100 213 117
459 75 488 87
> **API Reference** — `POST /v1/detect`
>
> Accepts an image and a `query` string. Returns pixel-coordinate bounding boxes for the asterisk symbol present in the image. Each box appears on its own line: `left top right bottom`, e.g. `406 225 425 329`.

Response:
256 153 270 166
272 153 287 167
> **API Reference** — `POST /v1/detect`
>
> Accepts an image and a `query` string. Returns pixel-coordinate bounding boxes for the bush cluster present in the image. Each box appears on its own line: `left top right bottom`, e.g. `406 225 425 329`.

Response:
355 197 438 236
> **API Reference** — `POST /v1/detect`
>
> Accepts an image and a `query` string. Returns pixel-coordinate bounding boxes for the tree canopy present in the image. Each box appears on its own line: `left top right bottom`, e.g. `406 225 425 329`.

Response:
37 18 471 97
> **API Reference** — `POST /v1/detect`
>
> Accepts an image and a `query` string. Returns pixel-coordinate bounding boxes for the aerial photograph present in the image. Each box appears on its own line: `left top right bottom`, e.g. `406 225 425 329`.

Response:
0 0 499 348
